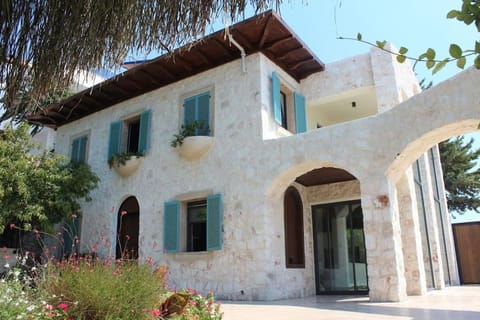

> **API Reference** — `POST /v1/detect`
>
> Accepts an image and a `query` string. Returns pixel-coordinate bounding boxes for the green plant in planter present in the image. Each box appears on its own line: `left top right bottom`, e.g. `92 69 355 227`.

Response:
108 152 144 168
170 121 209 147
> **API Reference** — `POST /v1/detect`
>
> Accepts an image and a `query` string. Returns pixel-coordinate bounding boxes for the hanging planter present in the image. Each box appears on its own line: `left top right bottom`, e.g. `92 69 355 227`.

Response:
177 136 214 160
171 122 213 160
108 153 143 177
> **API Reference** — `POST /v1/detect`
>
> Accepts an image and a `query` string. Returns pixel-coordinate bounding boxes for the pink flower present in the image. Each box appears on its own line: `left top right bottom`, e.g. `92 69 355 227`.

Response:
45 304 54 311
9 223 15 230
121 210 127 216
33 228 39 234
58 302 69 312
125 235 130 241
71 213 77 219
151 309 161 316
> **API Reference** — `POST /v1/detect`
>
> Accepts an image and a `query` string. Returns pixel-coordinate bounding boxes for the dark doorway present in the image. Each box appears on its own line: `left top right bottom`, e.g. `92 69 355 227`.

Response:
116 196 140 259
284 186 305 268
312 201 368 294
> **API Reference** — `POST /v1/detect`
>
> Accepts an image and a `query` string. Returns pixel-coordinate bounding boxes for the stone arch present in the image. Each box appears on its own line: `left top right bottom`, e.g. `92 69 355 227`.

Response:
116 196 140 259
387 120 479 183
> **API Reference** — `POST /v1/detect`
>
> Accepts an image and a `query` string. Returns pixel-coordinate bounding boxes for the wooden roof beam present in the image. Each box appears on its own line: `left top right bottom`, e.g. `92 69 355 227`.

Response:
289 57 314 70
258 15 273 48
263 35 293 51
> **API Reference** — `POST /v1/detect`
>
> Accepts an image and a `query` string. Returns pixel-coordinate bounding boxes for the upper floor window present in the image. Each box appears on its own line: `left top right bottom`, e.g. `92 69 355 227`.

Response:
183 91 211 136
71 135 88 164
107 109 151 162
272 71 307 134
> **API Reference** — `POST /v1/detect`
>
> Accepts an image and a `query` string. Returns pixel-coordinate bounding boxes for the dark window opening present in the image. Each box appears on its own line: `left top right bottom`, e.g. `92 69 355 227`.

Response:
187 200 207 252
284 186 305 268
127 120 140 153
280 91 288 129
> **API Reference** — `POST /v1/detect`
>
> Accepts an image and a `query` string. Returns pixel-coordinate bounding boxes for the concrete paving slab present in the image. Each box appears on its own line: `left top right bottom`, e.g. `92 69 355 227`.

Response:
220 286 480 320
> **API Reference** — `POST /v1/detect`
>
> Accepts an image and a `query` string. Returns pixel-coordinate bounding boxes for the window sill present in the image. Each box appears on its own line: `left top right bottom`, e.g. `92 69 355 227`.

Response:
177 136 214 160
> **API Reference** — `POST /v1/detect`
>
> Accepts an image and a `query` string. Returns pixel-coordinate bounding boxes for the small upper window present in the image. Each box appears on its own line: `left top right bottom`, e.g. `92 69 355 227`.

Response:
271 71 307 134
107 110 151 162
71 135 88 164
183 92 211 136
125 117 140 153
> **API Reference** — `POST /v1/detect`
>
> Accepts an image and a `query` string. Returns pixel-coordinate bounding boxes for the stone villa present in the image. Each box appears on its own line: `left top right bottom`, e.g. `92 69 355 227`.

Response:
30 11 480 301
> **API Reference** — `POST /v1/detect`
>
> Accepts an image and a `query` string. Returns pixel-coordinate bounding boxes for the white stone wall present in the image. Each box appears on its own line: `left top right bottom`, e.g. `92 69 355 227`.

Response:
54 44 479 302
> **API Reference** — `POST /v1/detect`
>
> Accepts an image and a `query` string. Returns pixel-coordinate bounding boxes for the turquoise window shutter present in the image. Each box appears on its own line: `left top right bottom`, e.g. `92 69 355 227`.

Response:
272 71 282 124
294 92 307 133
108 121 122 161
206 193 223 251
138 109 152 154
197 92 210 136
183 97 196 127
164 200 180 253
71 138 80 162
78 136 88 163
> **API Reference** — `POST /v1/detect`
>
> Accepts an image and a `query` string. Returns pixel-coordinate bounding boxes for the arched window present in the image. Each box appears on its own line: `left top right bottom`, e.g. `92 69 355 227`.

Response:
284 186 305 268
117 196 140 259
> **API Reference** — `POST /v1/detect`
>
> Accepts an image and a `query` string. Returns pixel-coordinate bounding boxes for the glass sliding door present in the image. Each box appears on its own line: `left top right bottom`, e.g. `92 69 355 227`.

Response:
312 201 368 294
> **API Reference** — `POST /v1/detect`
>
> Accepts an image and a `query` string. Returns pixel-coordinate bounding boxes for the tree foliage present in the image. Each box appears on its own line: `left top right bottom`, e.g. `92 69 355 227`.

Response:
0 124 99 233
0 0 282 124
342 0 480 74
439 136 480 214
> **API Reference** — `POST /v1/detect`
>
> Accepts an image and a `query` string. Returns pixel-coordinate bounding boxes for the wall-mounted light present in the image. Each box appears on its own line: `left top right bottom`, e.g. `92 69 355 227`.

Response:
351 101 356 108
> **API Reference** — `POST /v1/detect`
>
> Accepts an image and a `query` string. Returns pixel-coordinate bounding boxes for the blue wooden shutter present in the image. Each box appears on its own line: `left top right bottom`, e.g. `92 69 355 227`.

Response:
197 92 210 136
78 136 88 163
206 193 223 251
164 200 180 253
71 138 80 162
108 121 122 161
183 97 196 127
138 109 152 154
294 92 307 133
272 72 282 124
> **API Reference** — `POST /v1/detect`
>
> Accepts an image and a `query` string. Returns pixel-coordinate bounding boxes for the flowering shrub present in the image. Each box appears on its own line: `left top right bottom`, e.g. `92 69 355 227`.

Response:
177 289 223 320
0 270 71 320
39 257 168 320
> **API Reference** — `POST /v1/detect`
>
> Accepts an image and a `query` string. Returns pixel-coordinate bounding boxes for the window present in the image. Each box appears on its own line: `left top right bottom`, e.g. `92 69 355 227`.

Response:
71 135 88 163
271 71 307 133
108 109 151 161
183 92 211 136
164 194 222 253
187 200 207 252
284 186 305 268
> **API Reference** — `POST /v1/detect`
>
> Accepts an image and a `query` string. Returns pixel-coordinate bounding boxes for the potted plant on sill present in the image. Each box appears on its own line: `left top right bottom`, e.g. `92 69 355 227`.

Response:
171 121 213 160
108 152 144 177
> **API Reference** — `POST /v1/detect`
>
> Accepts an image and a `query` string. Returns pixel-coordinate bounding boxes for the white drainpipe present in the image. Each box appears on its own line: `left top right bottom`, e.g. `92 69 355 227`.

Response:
227 33 247 74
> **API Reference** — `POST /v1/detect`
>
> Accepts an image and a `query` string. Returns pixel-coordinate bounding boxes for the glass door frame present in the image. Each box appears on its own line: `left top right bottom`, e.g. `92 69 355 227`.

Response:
312 200 369 295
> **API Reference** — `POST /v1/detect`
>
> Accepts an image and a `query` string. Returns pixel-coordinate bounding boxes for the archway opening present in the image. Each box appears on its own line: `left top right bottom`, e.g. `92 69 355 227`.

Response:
286 166 368 294
116 196 140 259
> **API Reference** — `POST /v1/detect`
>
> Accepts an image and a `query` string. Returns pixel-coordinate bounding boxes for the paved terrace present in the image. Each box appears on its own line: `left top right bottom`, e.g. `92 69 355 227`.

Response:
221 286 480 320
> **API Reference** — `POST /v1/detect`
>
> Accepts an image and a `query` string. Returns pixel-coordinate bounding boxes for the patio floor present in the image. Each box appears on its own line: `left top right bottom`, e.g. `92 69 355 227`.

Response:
220 285 480 320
